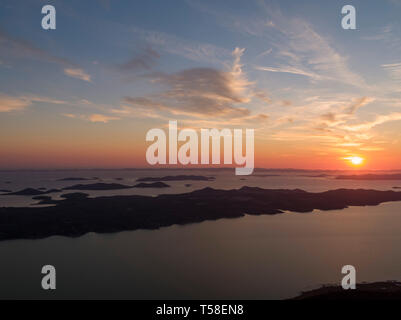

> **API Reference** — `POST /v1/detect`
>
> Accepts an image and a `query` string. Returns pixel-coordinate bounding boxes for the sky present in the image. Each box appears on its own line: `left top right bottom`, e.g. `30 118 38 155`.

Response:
1 0 401 170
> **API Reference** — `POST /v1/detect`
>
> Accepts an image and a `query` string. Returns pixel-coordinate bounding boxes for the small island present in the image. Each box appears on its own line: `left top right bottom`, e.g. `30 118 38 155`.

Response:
336 174 401 180
62 183 134 191
133 182 170 188
62 182 171 190
136 175 215 182
57 177 94 181
2 188 61 196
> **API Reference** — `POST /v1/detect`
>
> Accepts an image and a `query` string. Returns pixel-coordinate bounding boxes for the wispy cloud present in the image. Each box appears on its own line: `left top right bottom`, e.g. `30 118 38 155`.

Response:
185 1 401 154
61 113 77 119
256 48 273 58
0 28 70 66
362 24 401 54
0 93 66 112
381 62 401 81
131 27 230 64
341 112 401 132
0 94 31 112
64 68 92 82
118 46 160 72
62 112 120 123
190 1 366 88
320 97 375 125
254 65 321 80
258 11 366 87
0 28 92 82
262 95 381 154
88 114 119 123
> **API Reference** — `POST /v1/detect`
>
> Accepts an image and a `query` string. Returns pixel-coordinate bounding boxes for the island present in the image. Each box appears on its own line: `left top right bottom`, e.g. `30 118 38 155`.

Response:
60 193 90 200
62 183 134 190
136 175 215 182
32 195 53 201
1 187 401 241
300 174 331 178
336 174 401 180
291 281 401 300
252 174 281 177
62 182 170 190
132 182 170 188
57 177 94 181
2 188 61 196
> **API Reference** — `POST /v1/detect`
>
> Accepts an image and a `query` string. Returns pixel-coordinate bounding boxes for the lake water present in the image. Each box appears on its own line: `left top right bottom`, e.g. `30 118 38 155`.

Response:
1 169 401 299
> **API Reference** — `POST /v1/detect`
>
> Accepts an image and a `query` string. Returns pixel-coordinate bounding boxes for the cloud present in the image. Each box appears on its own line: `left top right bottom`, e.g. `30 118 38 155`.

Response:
264 6 366 87
0 94 31 112
0 28 70 66
61 111 120 123
121 97 170 116
254 65 321 80
0 28 91 82
344 97 374 114
267 17 364 86
88 114 119 123
24 95 67 105
118 47 160 72
0 93 67 112
64 68 92 82
193 2 366 88
131 27 230 64
111 104 166 119
342 113 401 132
117 48 269 121
62 113 77 119
281 100 292 106
320 112 337 123
319 97 374 125
263 95 379 151
381 62 401 81
256 48 273 58
359 146 385 151
362 24 401 57
185 1 401 153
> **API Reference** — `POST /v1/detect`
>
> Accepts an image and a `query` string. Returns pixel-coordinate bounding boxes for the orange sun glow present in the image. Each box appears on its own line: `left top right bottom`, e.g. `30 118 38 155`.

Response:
345 156 364 166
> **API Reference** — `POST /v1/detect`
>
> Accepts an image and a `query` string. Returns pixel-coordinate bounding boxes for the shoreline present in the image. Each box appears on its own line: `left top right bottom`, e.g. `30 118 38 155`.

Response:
291 281 401 300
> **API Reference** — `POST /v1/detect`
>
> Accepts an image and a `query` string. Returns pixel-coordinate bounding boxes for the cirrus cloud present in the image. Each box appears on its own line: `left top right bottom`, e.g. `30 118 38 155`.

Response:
0 93 67 112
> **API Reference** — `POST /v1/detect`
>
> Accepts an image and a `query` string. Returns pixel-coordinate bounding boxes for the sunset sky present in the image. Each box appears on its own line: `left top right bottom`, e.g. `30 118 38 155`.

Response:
1 0 401 169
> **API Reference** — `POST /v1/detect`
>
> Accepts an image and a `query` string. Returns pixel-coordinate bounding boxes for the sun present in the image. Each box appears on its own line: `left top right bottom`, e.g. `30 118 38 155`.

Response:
345 156 364 166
